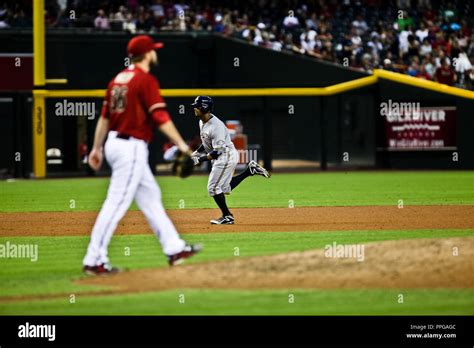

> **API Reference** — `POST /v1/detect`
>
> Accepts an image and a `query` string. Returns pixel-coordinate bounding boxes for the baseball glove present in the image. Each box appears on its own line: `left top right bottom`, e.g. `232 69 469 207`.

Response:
172 151 194 178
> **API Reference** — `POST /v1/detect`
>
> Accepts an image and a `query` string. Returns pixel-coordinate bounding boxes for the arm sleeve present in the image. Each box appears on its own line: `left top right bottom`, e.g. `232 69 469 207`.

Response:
142 76 167 115
211 124 227 151
151 108 171 126
100 84 112 119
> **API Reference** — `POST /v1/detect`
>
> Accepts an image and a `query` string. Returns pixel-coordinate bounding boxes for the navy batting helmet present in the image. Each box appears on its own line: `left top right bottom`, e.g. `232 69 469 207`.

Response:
191 96 213 113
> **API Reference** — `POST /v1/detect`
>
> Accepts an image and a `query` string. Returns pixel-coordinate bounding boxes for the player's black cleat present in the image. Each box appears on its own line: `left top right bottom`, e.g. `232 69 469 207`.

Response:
167 243 203 266
83 263 120 276
210 215 235 225
248 160 271 178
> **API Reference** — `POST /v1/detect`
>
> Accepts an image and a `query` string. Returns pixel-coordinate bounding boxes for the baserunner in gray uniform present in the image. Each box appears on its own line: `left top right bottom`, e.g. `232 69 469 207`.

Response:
190 96 271 224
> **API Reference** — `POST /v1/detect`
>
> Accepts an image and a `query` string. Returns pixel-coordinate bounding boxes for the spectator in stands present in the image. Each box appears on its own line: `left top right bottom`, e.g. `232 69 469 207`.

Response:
213 13 225 33
123 12 137 33
419 38 432 56
435 48 450 67
242 26 263 46
150 0 164 18
454 51 473 86
350 28 363 56
94 9 110 30
382 58 396 72
291 35 305 55
341 32 354 62
352 14 368 36
361 53 374 73
467 58 474 89
367 34 383 64
12 9 31 28
397 0 412 10
282 12 299 31
416 63 431 80
396 11 414 31
136 8 154 32
1 0 473 90
415 21 429 42
398 25 413 56
110 5 127 27
407 56 420 76
404 34 420 63
300 29 317 52
435 58 456 85
0 3 9 28
423 54 437 78
305 12 318 31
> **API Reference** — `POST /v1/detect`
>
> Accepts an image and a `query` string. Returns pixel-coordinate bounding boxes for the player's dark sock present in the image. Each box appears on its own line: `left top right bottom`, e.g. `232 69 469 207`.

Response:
230 167 251 190
213 193 232 216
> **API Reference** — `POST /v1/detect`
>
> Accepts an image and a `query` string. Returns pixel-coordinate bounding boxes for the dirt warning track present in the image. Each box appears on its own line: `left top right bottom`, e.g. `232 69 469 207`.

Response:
0 205 473 237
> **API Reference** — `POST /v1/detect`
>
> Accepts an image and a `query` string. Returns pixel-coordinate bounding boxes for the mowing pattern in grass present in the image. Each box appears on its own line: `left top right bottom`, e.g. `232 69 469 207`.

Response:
1 229 472 298
1 289 473 315
1 171 473 316
1 172 473 212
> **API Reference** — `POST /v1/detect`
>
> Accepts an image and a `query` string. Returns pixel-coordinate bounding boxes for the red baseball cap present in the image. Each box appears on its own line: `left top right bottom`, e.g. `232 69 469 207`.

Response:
127 35 164 57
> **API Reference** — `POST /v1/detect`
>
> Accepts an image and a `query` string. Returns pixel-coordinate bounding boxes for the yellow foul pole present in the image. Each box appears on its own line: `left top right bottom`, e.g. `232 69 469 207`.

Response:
33 0 46 178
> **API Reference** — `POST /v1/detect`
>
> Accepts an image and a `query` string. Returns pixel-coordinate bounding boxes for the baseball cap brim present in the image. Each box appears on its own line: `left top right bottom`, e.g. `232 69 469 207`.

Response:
154 42 164 49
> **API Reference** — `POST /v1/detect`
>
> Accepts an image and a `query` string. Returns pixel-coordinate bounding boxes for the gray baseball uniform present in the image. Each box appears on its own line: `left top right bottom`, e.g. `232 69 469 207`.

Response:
199 114 239 196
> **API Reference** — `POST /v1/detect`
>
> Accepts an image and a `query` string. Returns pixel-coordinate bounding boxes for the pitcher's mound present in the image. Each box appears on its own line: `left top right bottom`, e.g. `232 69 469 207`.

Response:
80 237 474 292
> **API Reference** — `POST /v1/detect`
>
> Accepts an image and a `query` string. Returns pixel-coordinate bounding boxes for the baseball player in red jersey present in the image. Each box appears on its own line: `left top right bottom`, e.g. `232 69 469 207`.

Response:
83 35 202 275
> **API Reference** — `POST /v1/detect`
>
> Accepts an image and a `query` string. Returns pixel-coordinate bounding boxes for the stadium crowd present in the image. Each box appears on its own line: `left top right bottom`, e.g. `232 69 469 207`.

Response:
1 0 473 89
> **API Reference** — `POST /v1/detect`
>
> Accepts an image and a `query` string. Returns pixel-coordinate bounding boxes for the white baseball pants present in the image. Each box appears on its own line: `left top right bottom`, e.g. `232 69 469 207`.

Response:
83 131 185 266
207 149 239 196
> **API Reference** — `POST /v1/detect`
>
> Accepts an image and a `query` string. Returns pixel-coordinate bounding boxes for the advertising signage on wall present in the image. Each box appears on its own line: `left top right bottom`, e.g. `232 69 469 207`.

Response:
381 102 456 151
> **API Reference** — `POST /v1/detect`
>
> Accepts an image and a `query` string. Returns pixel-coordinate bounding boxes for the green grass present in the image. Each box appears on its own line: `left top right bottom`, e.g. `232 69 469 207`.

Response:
1 229 473 315
1 171 473 212
2 289 473 315
1 171 473 315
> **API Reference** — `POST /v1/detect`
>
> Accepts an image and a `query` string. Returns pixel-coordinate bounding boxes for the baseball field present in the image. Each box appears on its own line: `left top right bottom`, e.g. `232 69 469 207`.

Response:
1 171 473 315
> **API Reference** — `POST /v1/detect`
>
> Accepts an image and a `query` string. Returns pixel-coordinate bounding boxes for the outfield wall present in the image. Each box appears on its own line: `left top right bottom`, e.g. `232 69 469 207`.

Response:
0 31 473 177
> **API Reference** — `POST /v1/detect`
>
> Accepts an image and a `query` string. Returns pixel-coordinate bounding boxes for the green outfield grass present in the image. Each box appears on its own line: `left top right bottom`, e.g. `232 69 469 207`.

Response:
2 289 473 315
1 229 473 314
1 172 473 315
0 171 473 212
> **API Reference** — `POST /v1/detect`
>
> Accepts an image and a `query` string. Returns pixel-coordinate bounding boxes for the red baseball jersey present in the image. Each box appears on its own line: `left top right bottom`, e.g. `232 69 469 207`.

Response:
101 65 171 142
435 66 455 86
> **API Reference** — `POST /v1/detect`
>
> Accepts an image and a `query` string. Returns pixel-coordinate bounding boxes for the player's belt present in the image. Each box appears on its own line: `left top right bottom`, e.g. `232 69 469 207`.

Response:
116 133 131 140
220 146 235 153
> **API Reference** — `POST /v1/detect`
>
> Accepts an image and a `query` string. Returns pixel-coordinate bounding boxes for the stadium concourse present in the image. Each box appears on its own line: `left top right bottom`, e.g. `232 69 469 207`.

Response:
1 0 473 90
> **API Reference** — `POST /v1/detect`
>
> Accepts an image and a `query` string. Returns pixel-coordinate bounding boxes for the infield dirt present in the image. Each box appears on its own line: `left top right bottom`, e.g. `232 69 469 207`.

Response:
1 205 473 302
1 205 473 236
80 237 474 291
